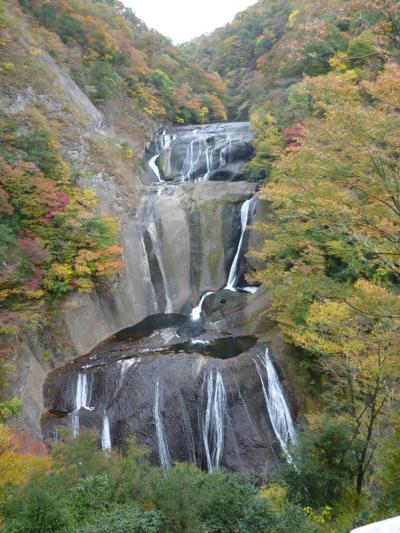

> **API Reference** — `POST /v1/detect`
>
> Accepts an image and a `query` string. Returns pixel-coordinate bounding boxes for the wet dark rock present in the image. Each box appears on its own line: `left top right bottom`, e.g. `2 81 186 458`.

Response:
42 341 281 479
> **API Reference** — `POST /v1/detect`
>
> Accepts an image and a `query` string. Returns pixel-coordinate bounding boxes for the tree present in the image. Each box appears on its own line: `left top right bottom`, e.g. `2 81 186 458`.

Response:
0 425 50 501
255 65 400 332
284 419 361 506
293 282 399 493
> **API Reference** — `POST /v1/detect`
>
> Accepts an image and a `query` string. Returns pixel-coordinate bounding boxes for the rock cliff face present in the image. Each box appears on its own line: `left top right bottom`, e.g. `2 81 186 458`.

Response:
42 339 281 478
59 180 256 356
4 4 298 474
39 121 299 476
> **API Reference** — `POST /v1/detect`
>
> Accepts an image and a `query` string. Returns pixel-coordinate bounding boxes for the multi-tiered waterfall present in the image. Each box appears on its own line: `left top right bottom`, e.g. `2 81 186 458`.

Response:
42 122 297 478
146 122 254 183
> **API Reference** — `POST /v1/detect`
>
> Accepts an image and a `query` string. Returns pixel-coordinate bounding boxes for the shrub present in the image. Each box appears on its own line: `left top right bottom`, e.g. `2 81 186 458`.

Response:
79 505 164 533
283 420 359 507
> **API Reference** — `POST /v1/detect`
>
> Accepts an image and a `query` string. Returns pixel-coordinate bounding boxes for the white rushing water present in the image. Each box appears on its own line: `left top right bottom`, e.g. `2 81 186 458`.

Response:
147 218 173 313
242 286 259 294
71 373 92 438
101 414 112 451
182 138 202 181
191 291 214 321
225 197 255 291
255 348 297 460
202 370 227 472
204 143 216 181
180 134 233 182
149 154 162 182
219 135 231 167
149 131 173 182
154 381 172 470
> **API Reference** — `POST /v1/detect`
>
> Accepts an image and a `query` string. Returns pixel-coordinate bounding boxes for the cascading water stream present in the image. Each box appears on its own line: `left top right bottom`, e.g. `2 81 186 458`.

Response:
179 133 237 182
179 393 197 465
219 135 231 167
202 370 227 472
71 373 92 438
191 291 214 321
149 154 162 182
203 143 216 181
101 414 112 451
225 196 256 291
45 122 299 476
149 131 173 182
154 381 172 470
255 348 297 461
144 212 173 314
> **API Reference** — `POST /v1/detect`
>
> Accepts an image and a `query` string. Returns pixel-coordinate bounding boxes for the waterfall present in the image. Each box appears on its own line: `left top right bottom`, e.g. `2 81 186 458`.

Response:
255 348 297 460
219 135 231 167
149 154 162 182
154 381 172 470
225 197 256 291
182 138 202 181
101 414 112 451
202 370 227 472
148 131 172 182
119 358 141 377
204 143 216 181
242 286 258 294
180 133 236 182
146 217 173 313
71 373 92 438
191 291 214 321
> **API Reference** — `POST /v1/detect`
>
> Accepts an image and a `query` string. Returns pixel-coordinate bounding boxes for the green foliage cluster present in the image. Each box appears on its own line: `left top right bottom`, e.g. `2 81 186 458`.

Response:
0 433 323 533
0 112 123 314
193 0 400 526
182 0 291 119
183 0 394 121
0 357 21 425
18 0 227 124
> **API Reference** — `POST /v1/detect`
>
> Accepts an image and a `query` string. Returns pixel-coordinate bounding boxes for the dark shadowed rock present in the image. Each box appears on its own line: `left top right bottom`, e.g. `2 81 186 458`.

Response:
42 335 289 480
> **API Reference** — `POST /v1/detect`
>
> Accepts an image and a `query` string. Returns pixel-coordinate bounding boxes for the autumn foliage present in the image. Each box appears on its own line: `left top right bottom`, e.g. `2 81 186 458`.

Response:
183 0 398 521
17 0 227 124
0 114 123 316
0 425 50 501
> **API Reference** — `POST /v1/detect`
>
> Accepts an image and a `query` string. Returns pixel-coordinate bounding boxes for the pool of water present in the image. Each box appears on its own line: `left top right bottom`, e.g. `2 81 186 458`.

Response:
113 314 257 360
115 314 202 343
170 335 257 359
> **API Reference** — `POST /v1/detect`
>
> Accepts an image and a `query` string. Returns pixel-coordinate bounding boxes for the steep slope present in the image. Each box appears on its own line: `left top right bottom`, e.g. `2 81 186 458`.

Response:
182 0 291 119
182 0 384 122
15 0 227 124
0 0 228 432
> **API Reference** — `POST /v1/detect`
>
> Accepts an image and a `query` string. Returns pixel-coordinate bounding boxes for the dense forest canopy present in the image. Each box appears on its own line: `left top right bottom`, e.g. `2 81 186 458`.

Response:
14 0 227 123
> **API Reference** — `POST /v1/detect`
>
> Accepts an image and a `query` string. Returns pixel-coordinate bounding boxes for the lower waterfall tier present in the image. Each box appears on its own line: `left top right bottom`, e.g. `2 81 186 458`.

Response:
42 320 296 478
42 302 298 479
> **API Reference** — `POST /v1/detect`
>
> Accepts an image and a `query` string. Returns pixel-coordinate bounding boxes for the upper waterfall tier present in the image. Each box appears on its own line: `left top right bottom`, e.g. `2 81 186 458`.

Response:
145 122 254 183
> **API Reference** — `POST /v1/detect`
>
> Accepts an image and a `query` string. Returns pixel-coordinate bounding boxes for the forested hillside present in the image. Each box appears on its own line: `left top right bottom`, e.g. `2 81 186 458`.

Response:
185 0 400 527
182 0 291 119
16 0 227 123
